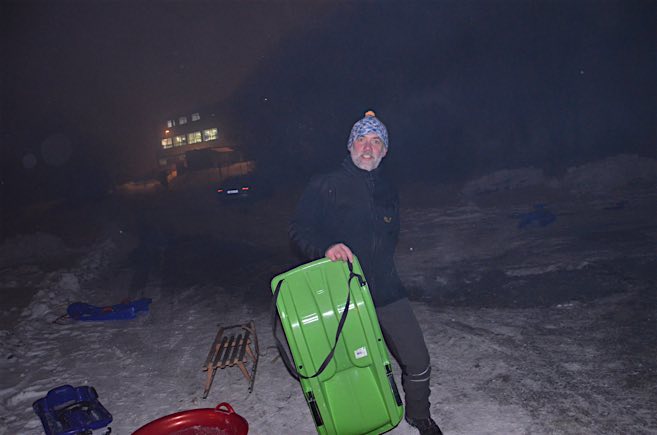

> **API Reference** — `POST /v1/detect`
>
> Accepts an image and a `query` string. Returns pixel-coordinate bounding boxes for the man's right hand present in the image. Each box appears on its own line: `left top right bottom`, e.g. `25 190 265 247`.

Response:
325 243 354 263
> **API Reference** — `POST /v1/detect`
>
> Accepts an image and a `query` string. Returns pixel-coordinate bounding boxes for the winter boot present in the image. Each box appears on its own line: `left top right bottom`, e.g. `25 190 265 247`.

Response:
405 416 443 435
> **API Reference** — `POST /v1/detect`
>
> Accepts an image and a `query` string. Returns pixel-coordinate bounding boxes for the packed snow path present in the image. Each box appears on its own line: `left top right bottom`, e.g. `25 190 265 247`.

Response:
2 157 656 434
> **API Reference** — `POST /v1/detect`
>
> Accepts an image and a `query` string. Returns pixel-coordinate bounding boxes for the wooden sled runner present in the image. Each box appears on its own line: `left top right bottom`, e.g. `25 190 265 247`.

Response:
202 320 259 398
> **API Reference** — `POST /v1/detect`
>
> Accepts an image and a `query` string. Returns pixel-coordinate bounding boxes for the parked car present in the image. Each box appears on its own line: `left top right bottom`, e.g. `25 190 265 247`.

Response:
215 174 271 202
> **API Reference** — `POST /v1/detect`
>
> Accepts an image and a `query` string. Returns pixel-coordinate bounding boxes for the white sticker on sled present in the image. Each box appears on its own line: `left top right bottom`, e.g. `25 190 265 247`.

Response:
354 346 368 359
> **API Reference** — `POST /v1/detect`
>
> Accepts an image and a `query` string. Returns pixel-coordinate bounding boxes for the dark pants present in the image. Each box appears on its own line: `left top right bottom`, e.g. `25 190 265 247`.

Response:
376 297 432 419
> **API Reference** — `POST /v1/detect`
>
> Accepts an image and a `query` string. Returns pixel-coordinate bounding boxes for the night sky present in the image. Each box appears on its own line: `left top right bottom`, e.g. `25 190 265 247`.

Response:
2 1 656 199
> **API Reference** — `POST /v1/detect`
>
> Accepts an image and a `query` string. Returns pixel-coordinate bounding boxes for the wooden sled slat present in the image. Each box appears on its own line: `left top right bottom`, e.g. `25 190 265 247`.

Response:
201 320 259 398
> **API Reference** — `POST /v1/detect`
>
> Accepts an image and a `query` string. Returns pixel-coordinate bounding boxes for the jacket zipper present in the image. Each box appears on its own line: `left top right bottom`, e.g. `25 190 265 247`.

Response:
367 173 377 293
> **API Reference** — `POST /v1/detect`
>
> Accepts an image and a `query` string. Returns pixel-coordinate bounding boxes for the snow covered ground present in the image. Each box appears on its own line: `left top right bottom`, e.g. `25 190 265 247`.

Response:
1 154 656 434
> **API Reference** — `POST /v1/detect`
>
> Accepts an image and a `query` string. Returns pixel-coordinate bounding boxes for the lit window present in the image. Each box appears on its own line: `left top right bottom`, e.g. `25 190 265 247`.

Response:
188 131 202 144
203 128 218 141
167 120 175 128
179 116 188 125
161 138 173 149
174 135 187 147
191 112 200 121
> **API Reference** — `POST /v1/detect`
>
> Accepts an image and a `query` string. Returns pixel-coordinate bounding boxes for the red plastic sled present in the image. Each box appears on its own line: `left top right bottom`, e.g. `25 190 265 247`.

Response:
132 402 248 435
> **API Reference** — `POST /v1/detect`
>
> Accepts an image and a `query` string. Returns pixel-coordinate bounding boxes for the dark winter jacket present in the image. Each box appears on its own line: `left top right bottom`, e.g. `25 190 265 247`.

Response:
289 157 407 307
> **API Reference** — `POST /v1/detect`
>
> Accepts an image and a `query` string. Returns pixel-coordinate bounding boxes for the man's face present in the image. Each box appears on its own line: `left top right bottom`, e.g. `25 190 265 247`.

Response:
350 133 388 171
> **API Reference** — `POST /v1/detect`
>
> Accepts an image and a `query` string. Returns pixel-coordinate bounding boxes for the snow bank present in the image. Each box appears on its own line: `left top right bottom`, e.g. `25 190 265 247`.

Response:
8 232 124 325
562 154 657 194
461 154 657 197
19 273 83 321
461 167 547 196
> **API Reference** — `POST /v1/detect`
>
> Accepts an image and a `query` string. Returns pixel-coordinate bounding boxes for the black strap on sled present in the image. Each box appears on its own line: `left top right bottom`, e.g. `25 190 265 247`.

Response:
272 261 365 380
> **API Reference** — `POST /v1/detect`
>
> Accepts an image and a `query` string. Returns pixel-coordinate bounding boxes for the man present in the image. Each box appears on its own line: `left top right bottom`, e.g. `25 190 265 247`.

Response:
289 111 443 435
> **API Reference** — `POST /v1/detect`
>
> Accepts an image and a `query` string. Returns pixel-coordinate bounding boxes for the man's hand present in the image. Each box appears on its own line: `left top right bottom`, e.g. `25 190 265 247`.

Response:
325 243 354 263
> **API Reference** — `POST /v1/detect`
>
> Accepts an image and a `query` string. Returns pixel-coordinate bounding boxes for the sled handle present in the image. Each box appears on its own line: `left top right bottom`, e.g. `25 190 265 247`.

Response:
215 402 235 414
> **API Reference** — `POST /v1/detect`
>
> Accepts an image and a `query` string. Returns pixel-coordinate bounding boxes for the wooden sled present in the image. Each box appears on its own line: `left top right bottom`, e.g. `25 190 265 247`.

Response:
202 320 259 398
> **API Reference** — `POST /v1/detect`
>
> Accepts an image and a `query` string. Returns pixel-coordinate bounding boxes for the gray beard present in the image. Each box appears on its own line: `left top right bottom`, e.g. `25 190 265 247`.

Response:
351 153 383 172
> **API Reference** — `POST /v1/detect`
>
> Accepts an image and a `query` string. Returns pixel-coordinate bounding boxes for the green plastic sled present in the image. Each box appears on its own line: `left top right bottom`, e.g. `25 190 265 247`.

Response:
271 257 404 435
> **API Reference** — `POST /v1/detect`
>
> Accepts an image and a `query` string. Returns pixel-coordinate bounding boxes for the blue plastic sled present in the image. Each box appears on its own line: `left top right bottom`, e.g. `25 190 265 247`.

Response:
67 298 152 321
32 385 112 435
515 204 556 229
